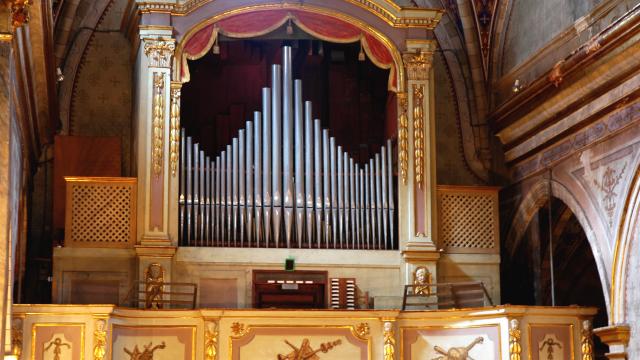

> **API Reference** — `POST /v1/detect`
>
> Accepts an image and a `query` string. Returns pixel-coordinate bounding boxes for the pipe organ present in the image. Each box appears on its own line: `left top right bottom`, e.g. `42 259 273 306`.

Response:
179 46 396 249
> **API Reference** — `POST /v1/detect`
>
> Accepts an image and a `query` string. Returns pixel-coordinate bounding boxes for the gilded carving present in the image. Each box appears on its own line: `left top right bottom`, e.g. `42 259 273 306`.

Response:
356 322 370 337
170 84 181 177
277 339 342 359
509 318 522 360
403 50 432 81
11 317 22 359
413 266 432 295
152 72 165 177
432 337 483 360
44 337 71 360
143 38 175 68
539 335 562 360
93 319 107 360
412 84 425 189
231 322 246 336
581 320 594 360
124 341 166 360
398 92 409 185
204 321 218 360
5 0 30 28
144 263 164 309
383 321 395 360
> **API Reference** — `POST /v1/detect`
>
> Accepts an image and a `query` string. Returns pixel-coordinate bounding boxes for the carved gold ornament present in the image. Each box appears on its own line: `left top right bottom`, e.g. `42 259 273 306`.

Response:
6 0 30 28
204 321 218 360
124 341 166 360
144 263 165 309
509 319 522 360
413 266 432 295
93 319 107 360
356 322 370 337
170 84 181 177
231 322 246 337
403 50 432 81
581 320 594 360
144 39 175 68
152 72 165 177
11 317 22 358
412 84 425 189
44 337 71 360
277 338 341 360
398 92 409 185
432 336 483 360
383 321 395 360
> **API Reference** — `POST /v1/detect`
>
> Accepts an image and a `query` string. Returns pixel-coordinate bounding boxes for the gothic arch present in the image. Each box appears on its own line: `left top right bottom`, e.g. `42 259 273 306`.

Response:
506 177 611 312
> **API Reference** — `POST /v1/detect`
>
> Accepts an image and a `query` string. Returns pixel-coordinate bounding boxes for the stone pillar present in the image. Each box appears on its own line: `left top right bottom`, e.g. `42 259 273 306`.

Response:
399 40 440 286
135 28 178 286
594 324 630 359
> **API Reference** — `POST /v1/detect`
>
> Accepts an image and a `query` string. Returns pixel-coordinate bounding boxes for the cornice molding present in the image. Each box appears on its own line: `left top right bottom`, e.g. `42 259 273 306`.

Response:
136 0 443 29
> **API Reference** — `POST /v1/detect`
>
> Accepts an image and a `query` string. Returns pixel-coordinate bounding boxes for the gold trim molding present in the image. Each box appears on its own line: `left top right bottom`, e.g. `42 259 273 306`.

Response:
137 0 443 29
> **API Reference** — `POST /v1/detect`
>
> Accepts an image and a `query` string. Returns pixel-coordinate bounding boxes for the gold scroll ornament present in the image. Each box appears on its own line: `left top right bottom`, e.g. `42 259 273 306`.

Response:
170 84 181 176
11 317 22 358
152 72 165 176
398 92 409 185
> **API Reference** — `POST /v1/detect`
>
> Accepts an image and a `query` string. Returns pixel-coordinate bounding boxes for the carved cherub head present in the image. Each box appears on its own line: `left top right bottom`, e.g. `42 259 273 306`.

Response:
414 266 431 285
146 263 163 282
96 319 106 332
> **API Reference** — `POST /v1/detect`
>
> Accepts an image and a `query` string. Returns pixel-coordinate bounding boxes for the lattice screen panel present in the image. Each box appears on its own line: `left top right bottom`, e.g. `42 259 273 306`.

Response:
65 177 137 248
437 186 499 253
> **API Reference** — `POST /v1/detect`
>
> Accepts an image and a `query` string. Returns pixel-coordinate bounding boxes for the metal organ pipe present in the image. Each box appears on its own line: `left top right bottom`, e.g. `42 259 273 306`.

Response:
177 46 397 250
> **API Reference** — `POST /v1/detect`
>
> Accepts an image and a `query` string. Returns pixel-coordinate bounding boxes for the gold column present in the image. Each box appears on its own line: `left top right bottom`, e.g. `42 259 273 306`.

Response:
399 40 439 285
138 34 175 245
135 29 177 288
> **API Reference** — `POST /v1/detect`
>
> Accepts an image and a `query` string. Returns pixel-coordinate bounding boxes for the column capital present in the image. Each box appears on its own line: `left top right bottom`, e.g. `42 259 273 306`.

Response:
594 324 630 359
142 37 176 69
403 40 437 82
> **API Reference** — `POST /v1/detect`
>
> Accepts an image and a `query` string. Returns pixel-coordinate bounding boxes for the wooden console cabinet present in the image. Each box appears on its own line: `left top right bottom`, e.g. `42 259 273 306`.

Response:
252 270 327 309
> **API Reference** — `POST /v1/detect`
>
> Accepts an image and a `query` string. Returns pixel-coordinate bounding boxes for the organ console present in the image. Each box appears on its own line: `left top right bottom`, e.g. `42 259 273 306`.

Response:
179 46 396 249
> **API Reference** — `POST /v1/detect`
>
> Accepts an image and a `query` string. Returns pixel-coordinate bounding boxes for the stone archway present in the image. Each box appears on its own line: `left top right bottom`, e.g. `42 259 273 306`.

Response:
505 177 611 312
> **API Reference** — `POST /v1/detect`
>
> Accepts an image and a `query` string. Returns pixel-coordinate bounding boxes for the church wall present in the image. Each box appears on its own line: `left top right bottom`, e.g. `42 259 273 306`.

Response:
67 0 133 175
502 0 603 74
434 51 483 186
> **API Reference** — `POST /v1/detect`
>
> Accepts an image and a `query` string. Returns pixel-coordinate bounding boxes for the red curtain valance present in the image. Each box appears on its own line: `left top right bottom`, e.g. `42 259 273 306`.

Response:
180 9 398 90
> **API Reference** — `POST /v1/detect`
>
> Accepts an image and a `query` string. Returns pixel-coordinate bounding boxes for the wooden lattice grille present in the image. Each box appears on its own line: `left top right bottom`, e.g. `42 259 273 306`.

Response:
437 186 499 253
64 177 137 248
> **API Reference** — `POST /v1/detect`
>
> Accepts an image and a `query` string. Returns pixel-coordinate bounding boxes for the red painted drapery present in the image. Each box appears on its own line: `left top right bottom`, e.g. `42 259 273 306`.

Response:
180 9 398 90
